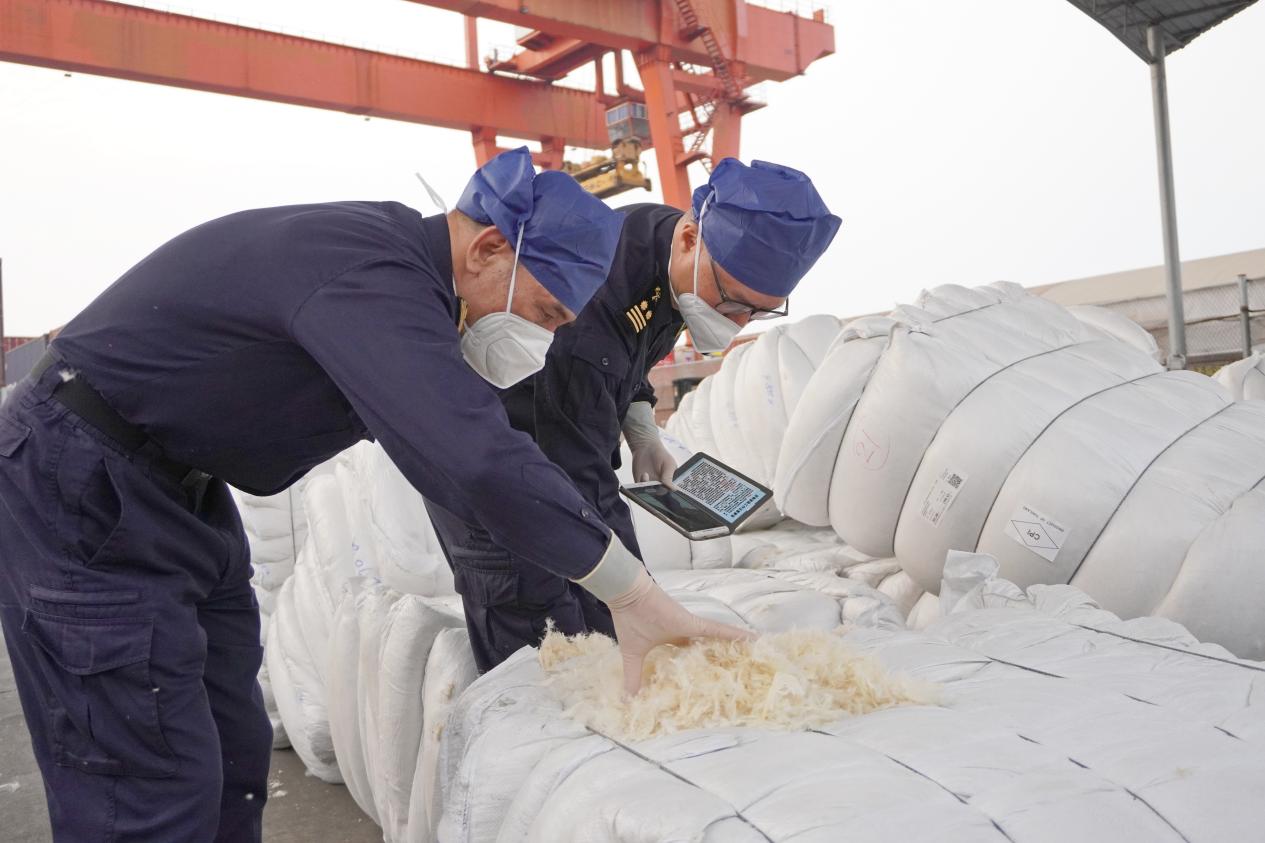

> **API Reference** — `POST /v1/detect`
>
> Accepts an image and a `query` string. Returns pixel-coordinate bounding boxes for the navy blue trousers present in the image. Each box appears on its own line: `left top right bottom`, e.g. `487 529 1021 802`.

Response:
425 502 615 673
0 366 271 842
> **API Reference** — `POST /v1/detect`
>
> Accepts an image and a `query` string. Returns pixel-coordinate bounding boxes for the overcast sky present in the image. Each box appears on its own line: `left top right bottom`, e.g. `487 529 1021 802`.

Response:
1 0 1261 336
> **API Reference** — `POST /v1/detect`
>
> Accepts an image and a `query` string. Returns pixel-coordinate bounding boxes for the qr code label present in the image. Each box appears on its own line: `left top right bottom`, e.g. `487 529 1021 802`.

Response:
921 468 968 527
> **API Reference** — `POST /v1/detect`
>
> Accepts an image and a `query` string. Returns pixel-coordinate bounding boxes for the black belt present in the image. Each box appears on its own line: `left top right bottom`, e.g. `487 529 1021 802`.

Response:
31 352 211 494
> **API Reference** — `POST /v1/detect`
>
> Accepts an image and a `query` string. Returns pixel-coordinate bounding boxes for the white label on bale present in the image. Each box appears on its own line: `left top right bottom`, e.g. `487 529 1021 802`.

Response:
1005 504 1068 563
920 468 967 526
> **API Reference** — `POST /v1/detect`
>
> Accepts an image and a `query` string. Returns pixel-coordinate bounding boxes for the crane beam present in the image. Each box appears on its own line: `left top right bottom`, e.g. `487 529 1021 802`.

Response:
0 0 610 149
417 1 834 82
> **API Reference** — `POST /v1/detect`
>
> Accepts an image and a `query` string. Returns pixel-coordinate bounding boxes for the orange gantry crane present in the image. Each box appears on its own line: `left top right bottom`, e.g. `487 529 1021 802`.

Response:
0 0 834 207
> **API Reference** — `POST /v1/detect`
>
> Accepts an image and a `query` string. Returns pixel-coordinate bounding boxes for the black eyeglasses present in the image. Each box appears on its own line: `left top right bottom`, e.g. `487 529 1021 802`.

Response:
709 255 789 321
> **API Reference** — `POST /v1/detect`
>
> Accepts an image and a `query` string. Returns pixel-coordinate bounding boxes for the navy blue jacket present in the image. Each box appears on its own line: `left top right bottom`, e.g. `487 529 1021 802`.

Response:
52 202 610 579
502 203 686 555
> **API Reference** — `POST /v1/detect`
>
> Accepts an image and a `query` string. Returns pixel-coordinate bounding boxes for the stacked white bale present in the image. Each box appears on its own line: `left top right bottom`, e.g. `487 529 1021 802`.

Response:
265 462 358 782
1215 350 1265 399
666 314 841 490
777 282 1265 659
1066 304 1162 361
439 556 1265 842
264 440 479 838
233 479 310 749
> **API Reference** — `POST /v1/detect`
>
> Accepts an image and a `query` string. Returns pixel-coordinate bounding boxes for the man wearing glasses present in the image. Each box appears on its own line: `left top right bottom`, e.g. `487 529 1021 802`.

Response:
425 158 841 672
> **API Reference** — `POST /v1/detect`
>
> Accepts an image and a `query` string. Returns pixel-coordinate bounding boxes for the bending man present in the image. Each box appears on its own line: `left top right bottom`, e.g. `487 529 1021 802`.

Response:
0 147 746 843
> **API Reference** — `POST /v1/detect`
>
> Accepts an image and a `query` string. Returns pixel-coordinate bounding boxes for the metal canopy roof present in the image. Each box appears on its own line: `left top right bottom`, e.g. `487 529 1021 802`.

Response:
1065 0 1259 61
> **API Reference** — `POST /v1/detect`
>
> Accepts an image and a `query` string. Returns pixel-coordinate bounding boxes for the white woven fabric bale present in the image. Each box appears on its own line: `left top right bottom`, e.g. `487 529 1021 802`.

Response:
732 329 791 484
777 282 1265 658
773 316 893 526
405 627 480 843
829 284 1096 558
706 342 764 480
374 595 465 842
1067 304 1162 361
330 442 382 585
977 372 1230 588
437 559 1265 843
1156 482 1265 657
892 339 1160 591
663 390 697 451
266 567 341 783
1215 350 1265 400
303 468 362 608
326 579 377 823
683 375 721 457
1066 400 1265 618
361 444 455 597
355 584 404 822
255 619 288 749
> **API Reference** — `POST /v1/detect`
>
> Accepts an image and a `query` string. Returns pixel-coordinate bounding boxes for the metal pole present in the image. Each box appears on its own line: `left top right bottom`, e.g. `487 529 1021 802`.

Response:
1240 273 1252 358
1147 25 1187 371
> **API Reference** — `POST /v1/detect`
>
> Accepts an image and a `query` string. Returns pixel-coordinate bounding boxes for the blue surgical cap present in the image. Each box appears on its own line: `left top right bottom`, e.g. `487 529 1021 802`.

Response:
692 159 841 298
456 146 622 315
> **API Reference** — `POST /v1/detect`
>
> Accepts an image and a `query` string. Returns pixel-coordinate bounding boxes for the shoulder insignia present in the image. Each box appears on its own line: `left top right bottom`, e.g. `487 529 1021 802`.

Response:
626 302 651 332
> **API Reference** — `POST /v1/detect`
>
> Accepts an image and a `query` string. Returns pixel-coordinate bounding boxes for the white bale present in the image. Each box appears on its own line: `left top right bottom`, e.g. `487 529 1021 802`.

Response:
355 585 404 823
405 627 480 843
1215 351 1265 400
302 469 362 605
362 444 455 597
977 373 1228 590
266 571 341 783
255 618 289 749
829 285 1095 557
773 317 891 526
326 579 377 823
374 595 465 842
1156 482 1265 657
1067 304 1161 360
1070 400 1265 620
731 328 791 484
892 340 1161 591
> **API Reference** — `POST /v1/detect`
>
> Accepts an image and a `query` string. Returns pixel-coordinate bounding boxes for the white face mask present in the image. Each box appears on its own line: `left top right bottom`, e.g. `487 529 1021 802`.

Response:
460 222 555 388
670 194 742 354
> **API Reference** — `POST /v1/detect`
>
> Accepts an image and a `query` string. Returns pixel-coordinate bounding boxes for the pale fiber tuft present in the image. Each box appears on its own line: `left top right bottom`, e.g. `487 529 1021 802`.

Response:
539 627 939 741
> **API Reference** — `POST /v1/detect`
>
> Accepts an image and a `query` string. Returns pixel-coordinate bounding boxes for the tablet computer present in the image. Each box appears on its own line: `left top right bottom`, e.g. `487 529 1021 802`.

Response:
619 452 773 540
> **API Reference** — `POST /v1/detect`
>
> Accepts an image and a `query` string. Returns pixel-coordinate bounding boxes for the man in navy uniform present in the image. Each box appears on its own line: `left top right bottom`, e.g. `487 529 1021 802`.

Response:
0 147 747 843
426 158 841 673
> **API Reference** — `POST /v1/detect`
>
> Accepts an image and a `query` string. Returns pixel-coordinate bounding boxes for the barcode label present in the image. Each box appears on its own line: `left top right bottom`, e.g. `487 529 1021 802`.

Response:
921 468 968 527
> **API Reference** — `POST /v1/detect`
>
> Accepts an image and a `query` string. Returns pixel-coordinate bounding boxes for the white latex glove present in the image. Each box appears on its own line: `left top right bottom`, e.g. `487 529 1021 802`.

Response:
622 400 677 486
574 535 753 696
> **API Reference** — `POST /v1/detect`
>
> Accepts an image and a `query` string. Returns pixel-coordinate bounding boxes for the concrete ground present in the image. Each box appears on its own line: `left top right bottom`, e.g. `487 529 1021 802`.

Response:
0 626 379 842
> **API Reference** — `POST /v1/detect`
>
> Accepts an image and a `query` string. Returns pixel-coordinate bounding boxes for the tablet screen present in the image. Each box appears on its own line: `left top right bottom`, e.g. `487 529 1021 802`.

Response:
673 456 768 525
620 483 723 534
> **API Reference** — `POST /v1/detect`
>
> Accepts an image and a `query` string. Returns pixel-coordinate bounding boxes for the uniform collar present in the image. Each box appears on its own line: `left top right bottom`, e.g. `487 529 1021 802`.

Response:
420 212 461 327
420 212 454 285
652 208 683 289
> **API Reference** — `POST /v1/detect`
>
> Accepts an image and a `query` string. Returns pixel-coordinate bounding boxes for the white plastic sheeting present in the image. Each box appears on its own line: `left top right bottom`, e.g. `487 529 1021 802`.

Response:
775 282 1265 659
1215 350 1265 400
438 555 1265 842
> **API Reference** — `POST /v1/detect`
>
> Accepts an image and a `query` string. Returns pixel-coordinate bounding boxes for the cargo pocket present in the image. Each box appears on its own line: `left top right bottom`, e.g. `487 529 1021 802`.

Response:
0 414 31 458
22 610 177 777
